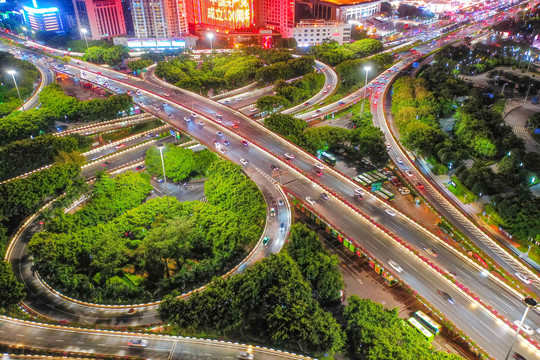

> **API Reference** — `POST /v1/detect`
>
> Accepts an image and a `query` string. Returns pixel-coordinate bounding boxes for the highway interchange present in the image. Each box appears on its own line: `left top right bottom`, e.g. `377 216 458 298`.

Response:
2 3 540 359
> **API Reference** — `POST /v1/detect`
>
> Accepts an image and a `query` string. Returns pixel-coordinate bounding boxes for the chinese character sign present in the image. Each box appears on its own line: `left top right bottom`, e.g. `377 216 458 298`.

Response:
205 0 252 29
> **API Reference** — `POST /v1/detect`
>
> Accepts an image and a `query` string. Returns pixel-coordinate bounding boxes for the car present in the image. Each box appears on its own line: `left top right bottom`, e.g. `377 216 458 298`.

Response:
91 155 103 161
386 143 391 150
115 144 126 149
249 108 257 112
405 170 414 177
197 120 204 126
417 182 424 189
396 157 404 164
385 208 396 216
279 222 285 231
135 165 145 171
136 89 142 95
323 89 328 94
215 113 223 119
102 161 111 166
216 131 224 137
354 188 364 196
515 272 532 284
115 87 121 92
163 93 170 96
270 164 279 171
423 247 438 257
154 107 160 112
277 198 285 206
263 237 270 246
222 140 230 146
315 109 321 113
270 207 276 216
162 102 167 107
167 113 173 118
513 353 527 360
513 320 534 335
314 163 324 170
183 116 191 122
304 101 310 106
306 196 316 205
321 193 329 200
232 123 239 128
284 152 295 160
157 178 164 183
218 147 227 154
399 188 410 195
240 158 249 166
388 260 403 273
128 339 148 347
237 352 254 360
314 169 323 176
241 140 249 147
123 75 129 79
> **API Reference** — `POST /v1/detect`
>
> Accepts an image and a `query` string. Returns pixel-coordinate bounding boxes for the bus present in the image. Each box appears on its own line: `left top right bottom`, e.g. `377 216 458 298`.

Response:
407 318 435 342
320 151 337 166
413 310 441 335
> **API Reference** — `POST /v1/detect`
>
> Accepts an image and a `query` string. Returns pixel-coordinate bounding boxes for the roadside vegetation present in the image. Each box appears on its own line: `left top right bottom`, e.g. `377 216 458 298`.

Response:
0 51 39 116
264 112 389 167
28 149 265 303
159 223 462 360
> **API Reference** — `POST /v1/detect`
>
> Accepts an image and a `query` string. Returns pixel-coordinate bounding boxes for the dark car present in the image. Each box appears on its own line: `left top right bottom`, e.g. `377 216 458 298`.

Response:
102 161 111 166
437 290 455 304
135 165 145 171
279 222 285 231
222 140 230 146
216 131 224 137
314 169 323 176
321 193 329 200
270 164 279 171
241 140 249 147
513 353 527 360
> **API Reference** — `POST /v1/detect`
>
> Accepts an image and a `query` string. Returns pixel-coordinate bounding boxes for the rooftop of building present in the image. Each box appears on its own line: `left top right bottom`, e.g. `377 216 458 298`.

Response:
317 0 381 7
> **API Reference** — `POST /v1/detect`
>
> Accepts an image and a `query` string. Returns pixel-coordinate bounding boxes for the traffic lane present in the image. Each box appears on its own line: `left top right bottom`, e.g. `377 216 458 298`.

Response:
227 87 276 109
84 128 171 162
0 319 306 360
81 135 176 178
283 179 528 359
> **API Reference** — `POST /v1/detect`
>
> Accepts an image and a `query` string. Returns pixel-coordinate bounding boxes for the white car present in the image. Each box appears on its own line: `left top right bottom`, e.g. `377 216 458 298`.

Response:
197 120 204 126
396 157 404 164
237 352 254 360
405 170 414 177
128 339 148 347
388 260 403 273
354 188 364 196
183 117 191 122
191 112 198 118
240 158 249 166
385 208 397 216
515 272 532 284
154 107 160 112
314 163 324 170
514 320 535 335
218 147 227 154
306 197 316 205
284 153 295 160
249 108 257 112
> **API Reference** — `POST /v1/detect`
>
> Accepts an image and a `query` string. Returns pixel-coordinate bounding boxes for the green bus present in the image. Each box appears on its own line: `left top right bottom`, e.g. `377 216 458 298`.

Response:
413 310 441 335
407 317 435 342
320 151 337 166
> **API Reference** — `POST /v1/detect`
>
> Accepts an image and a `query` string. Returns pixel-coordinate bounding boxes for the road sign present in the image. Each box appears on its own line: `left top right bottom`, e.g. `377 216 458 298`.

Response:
169 130 175 136
532 96 538 104
412 62 419 68
371 182 382 192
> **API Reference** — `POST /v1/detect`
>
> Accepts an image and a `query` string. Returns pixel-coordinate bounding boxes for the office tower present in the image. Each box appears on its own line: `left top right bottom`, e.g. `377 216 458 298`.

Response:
72 0 127 40
130 0 188 39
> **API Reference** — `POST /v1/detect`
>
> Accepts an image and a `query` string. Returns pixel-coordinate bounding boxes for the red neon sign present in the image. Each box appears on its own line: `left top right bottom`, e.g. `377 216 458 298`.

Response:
202 0 253 30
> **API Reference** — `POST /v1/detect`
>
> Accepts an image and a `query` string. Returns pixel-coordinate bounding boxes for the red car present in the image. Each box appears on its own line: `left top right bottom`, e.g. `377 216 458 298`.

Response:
417 182 424 189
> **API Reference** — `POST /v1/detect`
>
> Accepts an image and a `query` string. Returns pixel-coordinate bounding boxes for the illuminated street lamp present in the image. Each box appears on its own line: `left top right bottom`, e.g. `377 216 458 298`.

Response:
156 143 170 210
80 28 89 50
207 33 214 51
360 66 371 117
524 83 533 103
21 26 27 38
504 297 539 360
6 70 24 111
31 30 35 40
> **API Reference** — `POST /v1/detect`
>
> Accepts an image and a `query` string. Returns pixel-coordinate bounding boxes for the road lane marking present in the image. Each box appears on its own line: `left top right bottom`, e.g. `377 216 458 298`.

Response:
55 339 63 342
16 334 23 337
36 337 43 340
77 341 84 344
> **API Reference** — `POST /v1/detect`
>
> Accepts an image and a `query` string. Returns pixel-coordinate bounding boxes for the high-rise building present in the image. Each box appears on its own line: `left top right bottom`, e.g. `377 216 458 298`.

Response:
72 0 127 40
130 0 188 39
296 0 382 22
259 0 294 38
22 4 64 32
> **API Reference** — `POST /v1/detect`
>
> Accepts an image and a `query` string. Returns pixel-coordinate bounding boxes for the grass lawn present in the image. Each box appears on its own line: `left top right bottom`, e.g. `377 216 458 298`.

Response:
447 176 477 204
125 273 146 287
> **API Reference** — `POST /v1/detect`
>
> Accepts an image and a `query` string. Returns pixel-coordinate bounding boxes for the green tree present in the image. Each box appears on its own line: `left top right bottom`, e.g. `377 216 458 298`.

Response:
0 261 25 310
145 144 196 182
256 95 289 113
264 113 308 140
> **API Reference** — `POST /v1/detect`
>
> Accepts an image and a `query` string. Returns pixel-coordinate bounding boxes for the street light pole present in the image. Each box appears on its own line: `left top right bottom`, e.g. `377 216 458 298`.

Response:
81 28 89 50
360 66 371 117
7 70 24 111
524 84 533 103
21 26 27 38
157 143 170 210
501 82 508 94
207 33 214 51
504 297 539 360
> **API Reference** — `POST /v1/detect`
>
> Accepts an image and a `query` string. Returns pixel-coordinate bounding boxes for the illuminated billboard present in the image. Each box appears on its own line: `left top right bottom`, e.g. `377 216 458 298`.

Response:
198 0 254 30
